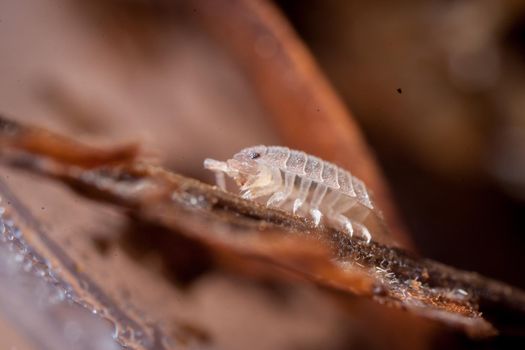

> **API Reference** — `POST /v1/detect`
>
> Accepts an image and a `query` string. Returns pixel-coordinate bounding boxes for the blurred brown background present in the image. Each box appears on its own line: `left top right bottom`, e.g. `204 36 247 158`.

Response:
278 0 525 289
0 0 524 349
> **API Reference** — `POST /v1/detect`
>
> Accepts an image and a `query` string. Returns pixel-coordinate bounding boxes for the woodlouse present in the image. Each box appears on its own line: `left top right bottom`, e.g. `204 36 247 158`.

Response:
204 145 386 243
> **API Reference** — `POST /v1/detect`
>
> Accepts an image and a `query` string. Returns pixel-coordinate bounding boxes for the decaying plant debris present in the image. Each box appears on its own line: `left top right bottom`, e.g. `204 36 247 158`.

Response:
2 116 525 340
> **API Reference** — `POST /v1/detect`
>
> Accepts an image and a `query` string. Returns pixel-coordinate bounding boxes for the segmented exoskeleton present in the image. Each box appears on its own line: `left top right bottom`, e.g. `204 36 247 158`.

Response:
204 145 386 243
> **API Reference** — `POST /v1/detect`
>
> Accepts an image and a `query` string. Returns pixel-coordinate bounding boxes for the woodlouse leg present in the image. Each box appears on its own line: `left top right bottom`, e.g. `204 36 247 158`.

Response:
354 222 372 243
267 172 295 207
242 168 282 200
215 171 226 191
293 177 312 214
329 214 371 242
323 190 341 216
332 214 354 237
344 207 372 242
309 184 328 226
242 184 280 200
330 197 372 242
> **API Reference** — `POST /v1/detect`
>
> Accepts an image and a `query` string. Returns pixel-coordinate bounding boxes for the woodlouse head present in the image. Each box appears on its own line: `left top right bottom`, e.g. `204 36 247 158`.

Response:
229 146 267 174
228 145 271 189
234 145 267 162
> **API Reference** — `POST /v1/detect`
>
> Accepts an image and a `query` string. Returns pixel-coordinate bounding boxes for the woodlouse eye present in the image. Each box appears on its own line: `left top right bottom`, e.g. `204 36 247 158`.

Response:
249 152 260 159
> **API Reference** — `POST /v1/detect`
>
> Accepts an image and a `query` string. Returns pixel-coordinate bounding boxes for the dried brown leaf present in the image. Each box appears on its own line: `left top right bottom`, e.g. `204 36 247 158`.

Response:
2 115 525 338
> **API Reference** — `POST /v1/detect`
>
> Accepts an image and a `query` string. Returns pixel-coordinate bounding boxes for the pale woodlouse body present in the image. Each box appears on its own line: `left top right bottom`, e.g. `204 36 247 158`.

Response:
204 145 386 242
